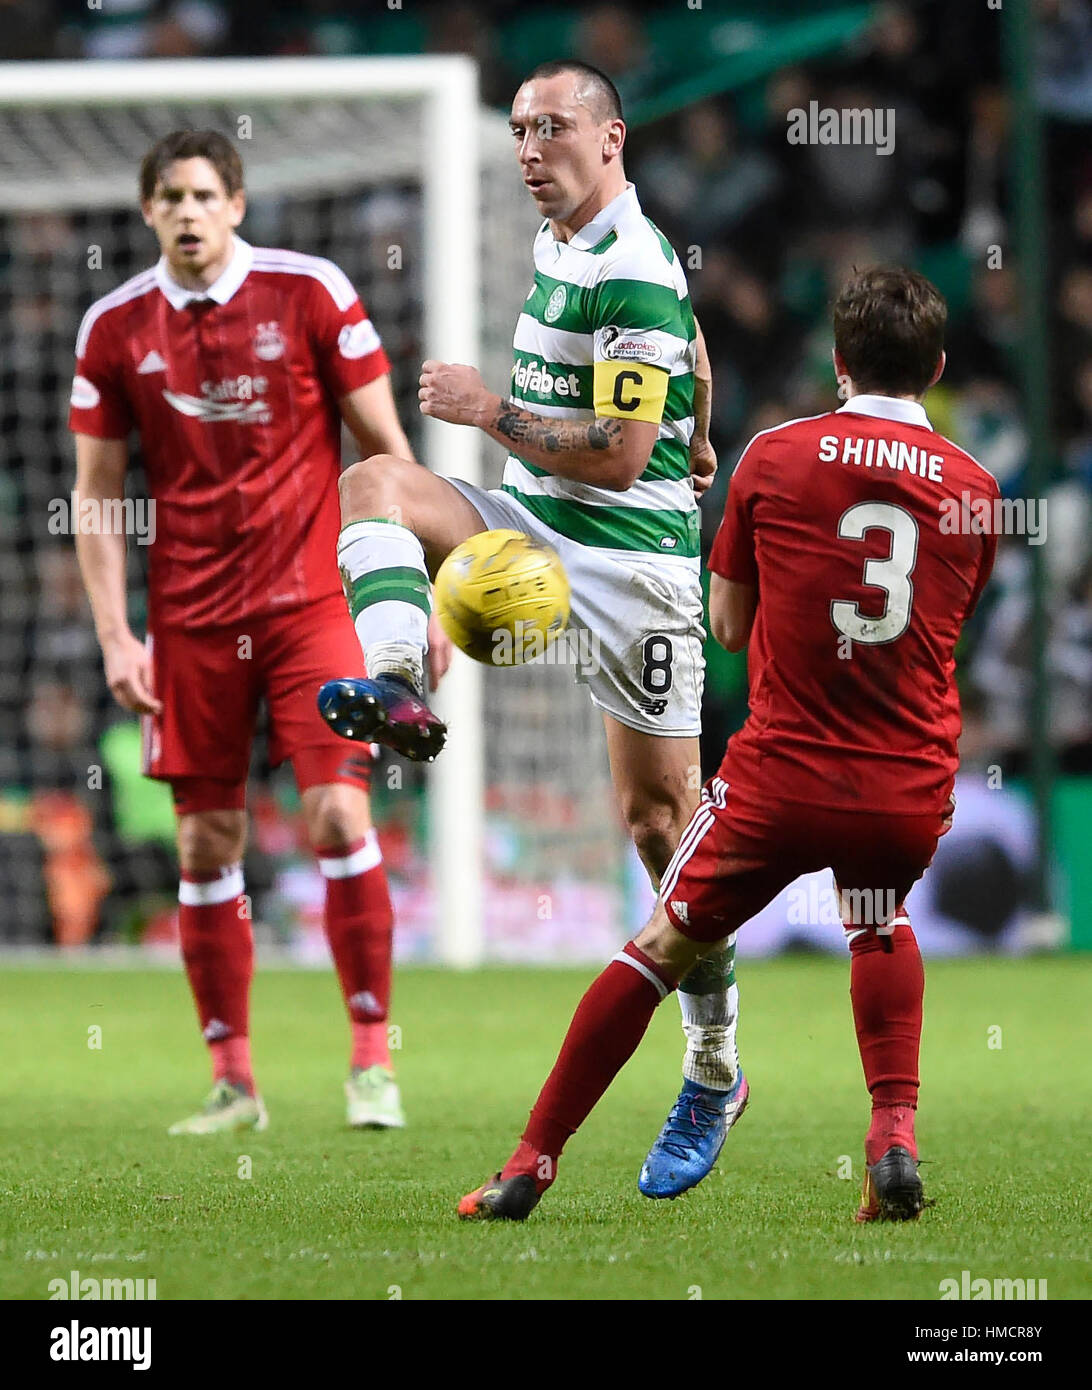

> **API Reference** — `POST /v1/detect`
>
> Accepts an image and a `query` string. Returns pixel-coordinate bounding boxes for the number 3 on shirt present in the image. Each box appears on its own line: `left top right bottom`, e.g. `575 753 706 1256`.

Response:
830 501 919 645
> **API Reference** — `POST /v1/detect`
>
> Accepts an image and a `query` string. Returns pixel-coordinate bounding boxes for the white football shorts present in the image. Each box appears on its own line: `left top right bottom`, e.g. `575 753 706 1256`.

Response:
446 477 705 738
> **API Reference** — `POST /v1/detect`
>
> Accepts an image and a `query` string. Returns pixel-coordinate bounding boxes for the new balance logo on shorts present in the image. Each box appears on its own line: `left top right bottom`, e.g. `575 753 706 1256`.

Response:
636 697 668 716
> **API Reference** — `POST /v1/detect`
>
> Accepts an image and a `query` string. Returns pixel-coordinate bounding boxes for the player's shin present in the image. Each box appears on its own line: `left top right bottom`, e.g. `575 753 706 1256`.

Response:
178 864 255 1092
847 915 923 1163
317 830 394 1072
337 519 430 694
499 942 677 1193
677 936 740 1091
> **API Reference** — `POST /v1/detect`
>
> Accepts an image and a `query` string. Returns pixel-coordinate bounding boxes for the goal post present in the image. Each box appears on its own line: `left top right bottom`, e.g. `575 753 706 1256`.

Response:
0 56 485 965
418 63 486 969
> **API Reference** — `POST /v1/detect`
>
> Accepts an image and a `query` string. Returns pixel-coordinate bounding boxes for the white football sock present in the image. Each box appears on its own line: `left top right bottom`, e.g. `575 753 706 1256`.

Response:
678 941 740 1091
337 519 429 693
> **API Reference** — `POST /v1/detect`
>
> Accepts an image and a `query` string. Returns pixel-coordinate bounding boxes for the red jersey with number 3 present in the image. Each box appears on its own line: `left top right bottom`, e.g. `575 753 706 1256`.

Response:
68 237 390 627
709 394 999 814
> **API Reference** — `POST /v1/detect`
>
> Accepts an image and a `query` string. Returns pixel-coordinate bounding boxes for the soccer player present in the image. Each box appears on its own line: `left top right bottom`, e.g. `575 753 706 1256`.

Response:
320 60 748 1186
456 266 999 1222
69 130 450 1134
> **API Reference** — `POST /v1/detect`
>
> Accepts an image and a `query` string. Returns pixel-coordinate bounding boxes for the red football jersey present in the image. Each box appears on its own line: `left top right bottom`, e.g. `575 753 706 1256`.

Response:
709 394 999 814
69 237 390 627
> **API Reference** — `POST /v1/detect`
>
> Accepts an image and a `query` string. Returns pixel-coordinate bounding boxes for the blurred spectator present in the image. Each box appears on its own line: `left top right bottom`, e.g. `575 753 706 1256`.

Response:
427 3 517 109
636 100 782 254
0 0 58 60
944 262 1022 385
575 3 661 107
950 379 1028 494
145 1 229 57
29 788 111 945
1049 556 1092 768
799 79 911 256
1067 188 1092 264
689 249 797 440
67 0 160 60
1055 265 1092 431
1036 0 1092 120
969 501 1092 773
26 680 97 789
27 547 102 688
960 87 1008 257
1065 356 1092 488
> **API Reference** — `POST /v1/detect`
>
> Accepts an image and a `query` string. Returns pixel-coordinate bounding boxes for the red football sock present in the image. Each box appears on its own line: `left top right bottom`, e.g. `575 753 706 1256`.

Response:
178 863 255 1093
501 942 677 1193
317 832 394 1072
848 918 923 1163
349 1021 392 1072
210 1036 253 1088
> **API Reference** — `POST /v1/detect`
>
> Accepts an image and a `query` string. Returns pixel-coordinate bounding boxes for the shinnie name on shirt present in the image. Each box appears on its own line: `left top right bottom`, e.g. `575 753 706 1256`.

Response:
818 433 944 482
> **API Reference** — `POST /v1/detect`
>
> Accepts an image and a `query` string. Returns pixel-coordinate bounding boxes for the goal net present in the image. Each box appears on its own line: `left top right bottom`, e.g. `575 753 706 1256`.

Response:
0 58 638 963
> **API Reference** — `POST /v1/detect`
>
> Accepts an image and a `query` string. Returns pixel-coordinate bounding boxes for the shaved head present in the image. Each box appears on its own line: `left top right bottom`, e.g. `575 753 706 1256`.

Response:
524 60 623 123
510 61 627 235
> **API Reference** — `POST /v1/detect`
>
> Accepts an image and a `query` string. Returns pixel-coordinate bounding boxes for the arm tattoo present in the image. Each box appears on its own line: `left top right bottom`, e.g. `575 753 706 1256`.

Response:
493 405 622 455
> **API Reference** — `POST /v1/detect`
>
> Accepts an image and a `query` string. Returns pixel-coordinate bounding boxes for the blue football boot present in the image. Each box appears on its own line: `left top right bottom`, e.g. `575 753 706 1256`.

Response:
638 1071 749 1199
318 674 447 762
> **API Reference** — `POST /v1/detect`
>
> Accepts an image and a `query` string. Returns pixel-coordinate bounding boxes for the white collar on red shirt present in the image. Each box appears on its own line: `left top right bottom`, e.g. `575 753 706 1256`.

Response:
836 393 931 429
154 235 253 310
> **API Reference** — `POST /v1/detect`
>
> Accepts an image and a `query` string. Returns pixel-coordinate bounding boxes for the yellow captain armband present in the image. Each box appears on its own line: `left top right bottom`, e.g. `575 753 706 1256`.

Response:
592 360 669 424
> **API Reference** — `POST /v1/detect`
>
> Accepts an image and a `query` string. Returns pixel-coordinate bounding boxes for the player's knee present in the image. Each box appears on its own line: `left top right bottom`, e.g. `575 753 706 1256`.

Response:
339 454 413 528
177 810 247 876
302 784 370 853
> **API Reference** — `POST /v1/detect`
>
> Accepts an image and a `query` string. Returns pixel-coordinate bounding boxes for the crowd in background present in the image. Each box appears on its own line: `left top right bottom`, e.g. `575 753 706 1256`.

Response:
2 0 1091 943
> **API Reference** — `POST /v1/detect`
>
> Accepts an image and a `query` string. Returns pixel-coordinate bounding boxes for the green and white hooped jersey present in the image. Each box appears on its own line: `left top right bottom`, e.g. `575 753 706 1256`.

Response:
502 182 699 568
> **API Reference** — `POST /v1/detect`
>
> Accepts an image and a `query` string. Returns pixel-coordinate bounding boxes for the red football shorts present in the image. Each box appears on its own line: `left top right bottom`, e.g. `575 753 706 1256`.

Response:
142 592 372 814
660 776 945 944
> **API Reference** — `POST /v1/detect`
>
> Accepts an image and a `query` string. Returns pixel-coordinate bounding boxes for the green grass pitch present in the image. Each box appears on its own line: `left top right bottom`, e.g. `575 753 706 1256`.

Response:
1 957 1089 1301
